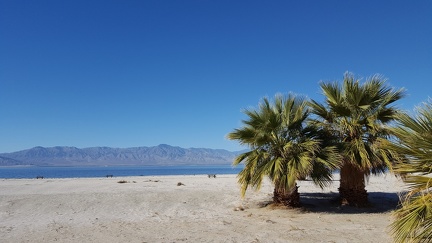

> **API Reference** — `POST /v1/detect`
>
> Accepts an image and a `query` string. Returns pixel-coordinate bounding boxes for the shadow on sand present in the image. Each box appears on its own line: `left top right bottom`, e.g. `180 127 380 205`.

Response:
296 191 404 214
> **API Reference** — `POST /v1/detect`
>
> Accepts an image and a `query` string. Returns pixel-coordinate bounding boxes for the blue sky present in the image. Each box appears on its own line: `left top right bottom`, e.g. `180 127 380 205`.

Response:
1 1 431 153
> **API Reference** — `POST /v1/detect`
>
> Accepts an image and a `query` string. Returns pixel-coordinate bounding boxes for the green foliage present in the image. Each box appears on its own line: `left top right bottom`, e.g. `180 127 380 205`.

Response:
309 72 406 175
389 101 432 243
228 94 340 198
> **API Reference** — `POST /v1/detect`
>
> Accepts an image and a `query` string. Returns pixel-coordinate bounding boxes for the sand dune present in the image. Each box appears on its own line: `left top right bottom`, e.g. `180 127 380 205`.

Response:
0 173 405 242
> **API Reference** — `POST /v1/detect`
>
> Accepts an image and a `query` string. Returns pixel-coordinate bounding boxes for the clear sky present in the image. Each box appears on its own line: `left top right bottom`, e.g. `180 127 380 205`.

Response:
0 1 431 153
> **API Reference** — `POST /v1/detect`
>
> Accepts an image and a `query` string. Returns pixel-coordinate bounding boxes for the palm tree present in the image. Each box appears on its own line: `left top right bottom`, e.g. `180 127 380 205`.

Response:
309 73 406 206
227 94 340 207
389 101 432 243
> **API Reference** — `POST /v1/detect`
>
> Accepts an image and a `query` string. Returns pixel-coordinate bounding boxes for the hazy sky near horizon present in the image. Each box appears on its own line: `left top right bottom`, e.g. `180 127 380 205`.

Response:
1 1 431 153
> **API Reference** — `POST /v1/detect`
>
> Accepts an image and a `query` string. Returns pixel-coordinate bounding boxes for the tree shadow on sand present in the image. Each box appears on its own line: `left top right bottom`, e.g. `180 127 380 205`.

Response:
295 191 405 214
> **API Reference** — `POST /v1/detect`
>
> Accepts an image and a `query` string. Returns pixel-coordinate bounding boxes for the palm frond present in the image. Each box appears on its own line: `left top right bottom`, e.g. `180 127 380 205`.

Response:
389 101 432 242
391 193 432 243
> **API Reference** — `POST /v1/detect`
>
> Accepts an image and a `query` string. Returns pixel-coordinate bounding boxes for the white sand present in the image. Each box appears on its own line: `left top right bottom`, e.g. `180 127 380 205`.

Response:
0 173 406 243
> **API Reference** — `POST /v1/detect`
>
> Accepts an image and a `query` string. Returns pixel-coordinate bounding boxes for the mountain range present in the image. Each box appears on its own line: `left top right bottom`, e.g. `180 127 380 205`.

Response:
0 144 243 166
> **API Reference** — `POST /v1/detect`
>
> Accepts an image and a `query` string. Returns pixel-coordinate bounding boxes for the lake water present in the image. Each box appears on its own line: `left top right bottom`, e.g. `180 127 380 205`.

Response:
0 165 243 179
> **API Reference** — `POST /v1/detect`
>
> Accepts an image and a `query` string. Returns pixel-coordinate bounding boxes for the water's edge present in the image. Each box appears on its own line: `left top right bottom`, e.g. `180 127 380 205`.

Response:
0 165 242 179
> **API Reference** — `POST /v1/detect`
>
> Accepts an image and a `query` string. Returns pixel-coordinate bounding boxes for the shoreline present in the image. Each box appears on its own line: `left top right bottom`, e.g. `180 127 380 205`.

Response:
0 173 232 180
1 173 406 242
0 164 242 179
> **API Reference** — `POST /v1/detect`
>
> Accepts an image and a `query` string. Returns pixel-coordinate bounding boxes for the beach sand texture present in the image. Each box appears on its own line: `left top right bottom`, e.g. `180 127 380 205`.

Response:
1 173 405 243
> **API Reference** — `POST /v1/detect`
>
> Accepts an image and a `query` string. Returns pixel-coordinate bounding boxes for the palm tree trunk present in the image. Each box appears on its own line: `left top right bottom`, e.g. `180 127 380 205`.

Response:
273 183 300 207
339 163 368 206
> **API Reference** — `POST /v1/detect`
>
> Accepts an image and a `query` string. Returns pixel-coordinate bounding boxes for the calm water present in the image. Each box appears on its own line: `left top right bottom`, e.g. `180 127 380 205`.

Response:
0 165 243 179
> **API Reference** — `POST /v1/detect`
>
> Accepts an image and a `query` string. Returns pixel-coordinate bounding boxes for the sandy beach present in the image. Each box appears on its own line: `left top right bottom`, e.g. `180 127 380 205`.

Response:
0 173 405 243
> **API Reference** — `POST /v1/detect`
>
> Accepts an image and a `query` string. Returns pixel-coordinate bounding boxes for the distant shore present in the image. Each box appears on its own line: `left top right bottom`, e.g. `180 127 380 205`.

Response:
0 173 406 242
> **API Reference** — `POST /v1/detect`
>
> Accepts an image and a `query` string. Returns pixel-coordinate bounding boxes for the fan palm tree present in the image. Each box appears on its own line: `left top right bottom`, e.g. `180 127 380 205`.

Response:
227 94 340 207
309 73 406 206
388 102 432 243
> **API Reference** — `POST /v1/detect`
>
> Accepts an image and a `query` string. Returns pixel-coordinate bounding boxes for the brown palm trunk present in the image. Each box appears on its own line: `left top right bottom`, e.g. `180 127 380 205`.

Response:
273 183 300 207
339 162 368 206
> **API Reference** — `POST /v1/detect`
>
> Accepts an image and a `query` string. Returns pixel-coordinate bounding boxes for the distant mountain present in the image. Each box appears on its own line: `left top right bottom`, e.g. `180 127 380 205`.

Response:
0 144 243 166
0 156 25 166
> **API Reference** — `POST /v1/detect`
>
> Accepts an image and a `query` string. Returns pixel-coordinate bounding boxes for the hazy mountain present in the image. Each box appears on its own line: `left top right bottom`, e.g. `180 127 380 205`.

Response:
0 156 25 166
0 144 242 166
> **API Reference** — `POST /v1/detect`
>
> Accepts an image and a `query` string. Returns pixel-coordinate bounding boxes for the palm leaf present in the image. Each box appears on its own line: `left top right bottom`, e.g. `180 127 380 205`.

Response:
388 100 432 242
